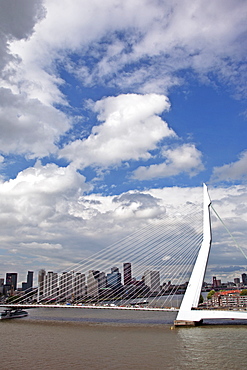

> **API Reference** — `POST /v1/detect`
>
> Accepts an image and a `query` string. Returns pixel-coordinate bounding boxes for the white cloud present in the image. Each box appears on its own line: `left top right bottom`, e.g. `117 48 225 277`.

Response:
0 1 71 159
0 162 90 230
0 180 247 279
59 93 175 169
55 0 246 94
0 0 246 162
0 161 93 274
3 0 246 107
19 242 62 250
0 0 45 70
0 184 247 273
0 161 89 195
211 150 247 183
132 144 204 180
0 88 70 157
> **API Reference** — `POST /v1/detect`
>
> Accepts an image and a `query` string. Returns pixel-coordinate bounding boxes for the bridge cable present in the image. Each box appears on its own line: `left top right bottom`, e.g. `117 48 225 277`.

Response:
211 203 247 260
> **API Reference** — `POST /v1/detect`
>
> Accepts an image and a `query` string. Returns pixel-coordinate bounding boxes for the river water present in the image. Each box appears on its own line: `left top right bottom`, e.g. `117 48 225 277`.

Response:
1 307 246 370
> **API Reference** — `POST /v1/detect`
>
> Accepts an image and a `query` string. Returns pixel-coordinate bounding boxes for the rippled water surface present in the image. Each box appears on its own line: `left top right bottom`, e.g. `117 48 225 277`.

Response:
1 308 246 369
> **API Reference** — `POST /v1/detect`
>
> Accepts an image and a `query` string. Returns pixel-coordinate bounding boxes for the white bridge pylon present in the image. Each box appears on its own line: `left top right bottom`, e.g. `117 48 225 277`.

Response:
174 183 247 326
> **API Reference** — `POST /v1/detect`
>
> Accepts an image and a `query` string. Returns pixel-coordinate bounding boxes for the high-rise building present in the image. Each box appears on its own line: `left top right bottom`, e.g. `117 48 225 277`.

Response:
98 272 107 289
27 271 33 289
212 276 217 288
87 270 106 297
22 271 34 292
44 271 58 299
59 272 87 301
0 278 4 295
242 273 247 285
59 272 73 301
215 279 222 288
143 270 160 293
234 278 240 286
22 282 27 291
74 272 86 298
37 269 46 301
6 273 18 291
107 267 121 289
87 270 99 297
123 263 132 285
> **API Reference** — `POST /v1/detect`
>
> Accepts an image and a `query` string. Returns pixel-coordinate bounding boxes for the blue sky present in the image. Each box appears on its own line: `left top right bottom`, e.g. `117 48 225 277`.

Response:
0 0 247 284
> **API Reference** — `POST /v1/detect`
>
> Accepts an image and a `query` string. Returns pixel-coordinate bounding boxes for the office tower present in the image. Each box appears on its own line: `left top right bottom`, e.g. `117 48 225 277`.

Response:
44 271 58 299
212 276 217 288
123 263 132 285
6 272 18 291
59 272 87 301
212 278 222 288
242 273 247 285
22 281 27 291
107 267 121 289
37 269 46 301
22 271 34 292
87 270 99 297
87 270 106 297
143 270 160 293
234 278 240 285
98 272 107 289
74 273 86 299
0 278 4 295
216 279 222 287
59 272 73 301
27 271 33 289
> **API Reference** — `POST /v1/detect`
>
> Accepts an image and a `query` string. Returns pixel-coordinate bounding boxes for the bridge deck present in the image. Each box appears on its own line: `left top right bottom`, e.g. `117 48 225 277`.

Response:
0 303 178 312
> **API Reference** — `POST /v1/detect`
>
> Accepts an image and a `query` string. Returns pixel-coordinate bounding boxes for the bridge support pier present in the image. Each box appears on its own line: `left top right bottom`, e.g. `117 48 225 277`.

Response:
174 319 203 327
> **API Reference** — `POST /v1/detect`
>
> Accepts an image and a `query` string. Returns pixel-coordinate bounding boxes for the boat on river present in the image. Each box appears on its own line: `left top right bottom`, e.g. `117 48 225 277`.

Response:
0 309 28 320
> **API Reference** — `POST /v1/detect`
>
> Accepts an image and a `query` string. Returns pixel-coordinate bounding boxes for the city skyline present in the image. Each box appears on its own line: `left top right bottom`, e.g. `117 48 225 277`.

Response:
0 1 247 280
1 264 246 296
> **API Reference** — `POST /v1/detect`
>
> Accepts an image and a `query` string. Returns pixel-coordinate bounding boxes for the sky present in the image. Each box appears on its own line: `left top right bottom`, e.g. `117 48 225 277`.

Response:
0 0 247 286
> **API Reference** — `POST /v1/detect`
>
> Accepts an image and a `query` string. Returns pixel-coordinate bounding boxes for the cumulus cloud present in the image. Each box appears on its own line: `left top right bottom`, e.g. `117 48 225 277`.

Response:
211 150 247 183
0 161 90 227
0 179 247 279
0 0 71 159
132 144 204 180
1 160 89 194
59 93 175 169
0 0 44 39
0 0 44 70
112 191 165 219
0 88 70 157
0 0 246 163
0 172 170 275
0 161 92 273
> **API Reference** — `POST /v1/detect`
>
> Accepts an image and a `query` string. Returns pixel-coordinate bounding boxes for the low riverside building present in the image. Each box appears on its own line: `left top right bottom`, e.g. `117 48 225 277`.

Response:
210 290 247 308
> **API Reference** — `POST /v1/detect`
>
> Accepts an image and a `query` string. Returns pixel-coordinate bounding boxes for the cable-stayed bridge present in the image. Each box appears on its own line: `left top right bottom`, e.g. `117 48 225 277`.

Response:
1 184 247 325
